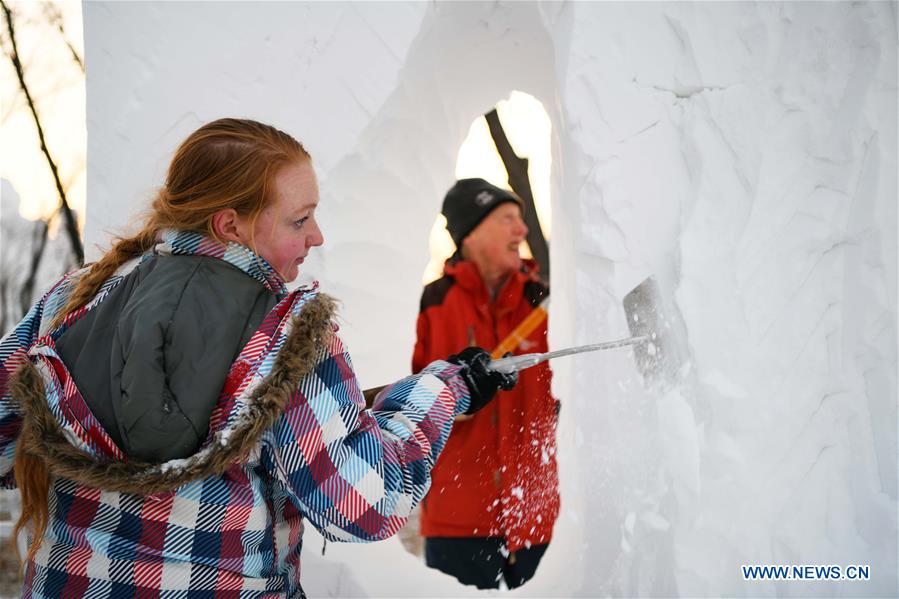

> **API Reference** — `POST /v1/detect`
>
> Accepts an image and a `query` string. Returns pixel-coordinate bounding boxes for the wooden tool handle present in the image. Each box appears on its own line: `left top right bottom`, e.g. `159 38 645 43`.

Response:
362 385 387 408
491 299 549 358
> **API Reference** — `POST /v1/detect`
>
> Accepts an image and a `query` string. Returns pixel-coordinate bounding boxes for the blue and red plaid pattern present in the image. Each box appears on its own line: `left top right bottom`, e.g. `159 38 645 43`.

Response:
156 228 288 297
0 231 470 597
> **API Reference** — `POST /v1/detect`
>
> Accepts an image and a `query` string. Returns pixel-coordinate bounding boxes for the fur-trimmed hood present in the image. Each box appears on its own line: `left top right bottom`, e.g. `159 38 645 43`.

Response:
1 229 469 597
12 291 337 496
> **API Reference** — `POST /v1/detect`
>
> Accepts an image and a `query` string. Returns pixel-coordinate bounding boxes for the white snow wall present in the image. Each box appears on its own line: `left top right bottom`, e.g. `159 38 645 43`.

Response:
83 2 897 597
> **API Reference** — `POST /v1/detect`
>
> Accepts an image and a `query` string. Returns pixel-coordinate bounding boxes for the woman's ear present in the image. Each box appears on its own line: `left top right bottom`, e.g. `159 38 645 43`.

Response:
211 208 246 244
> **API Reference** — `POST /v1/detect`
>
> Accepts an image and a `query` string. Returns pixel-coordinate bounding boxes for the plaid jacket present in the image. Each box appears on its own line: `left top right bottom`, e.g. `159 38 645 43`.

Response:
0 230 470 598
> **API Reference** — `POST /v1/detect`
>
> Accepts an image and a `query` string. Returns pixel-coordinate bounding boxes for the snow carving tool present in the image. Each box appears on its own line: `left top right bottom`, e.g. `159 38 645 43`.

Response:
489 276 688 389
361 277 687 406
362 298 551 408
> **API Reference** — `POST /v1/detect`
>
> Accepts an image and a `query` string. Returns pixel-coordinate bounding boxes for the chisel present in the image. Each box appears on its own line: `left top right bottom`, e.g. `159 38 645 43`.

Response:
488 335 650 374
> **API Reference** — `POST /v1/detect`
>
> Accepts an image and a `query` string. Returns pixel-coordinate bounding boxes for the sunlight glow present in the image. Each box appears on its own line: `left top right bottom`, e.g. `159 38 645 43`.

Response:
0 2 86 232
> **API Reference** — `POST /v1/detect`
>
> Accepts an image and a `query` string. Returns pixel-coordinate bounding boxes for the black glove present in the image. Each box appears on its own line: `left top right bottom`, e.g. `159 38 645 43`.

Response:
447 347 518 415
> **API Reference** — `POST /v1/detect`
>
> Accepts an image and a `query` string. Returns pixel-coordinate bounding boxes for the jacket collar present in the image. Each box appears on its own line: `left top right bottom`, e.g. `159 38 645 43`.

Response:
444 256 540 311
155 228 288 297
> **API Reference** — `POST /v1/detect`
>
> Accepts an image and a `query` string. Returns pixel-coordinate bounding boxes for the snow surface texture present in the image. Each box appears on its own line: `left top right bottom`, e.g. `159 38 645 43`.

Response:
83 2 896 597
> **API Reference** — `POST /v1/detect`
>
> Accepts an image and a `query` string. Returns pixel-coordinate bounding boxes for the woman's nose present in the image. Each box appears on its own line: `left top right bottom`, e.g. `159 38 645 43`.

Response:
309 217 325 248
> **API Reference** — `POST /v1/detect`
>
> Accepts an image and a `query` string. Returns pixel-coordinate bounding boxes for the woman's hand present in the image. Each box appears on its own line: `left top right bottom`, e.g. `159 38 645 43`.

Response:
447 347 518 414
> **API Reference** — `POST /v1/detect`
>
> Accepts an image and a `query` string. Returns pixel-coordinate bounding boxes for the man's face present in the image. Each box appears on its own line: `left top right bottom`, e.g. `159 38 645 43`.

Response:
462 202 529 275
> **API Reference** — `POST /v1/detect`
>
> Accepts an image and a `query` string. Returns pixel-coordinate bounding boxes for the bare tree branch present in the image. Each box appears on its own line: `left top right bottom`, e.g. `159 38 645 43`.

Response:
1 0 83 265
485 108 550 281
42 1 84 72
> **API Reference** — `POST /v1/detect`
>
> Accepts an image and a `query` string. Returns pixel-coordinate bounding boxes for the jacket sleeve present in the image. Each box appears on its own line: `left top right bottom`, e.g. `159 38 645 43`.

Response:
262 331 471 543
0 297 46 488
0 270 83 487
411 309 431 375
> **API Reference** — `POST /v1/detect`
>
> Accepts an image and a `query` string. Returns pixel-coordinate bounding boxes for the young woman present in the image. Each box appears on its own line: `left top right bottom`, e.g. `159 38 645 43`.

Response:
0 118 515 598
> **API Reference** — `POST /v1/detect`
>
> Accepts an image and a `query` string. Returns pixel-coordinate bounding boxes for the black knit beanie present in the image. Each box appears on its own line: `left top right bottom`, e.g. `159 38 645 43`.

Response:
441 178 524 247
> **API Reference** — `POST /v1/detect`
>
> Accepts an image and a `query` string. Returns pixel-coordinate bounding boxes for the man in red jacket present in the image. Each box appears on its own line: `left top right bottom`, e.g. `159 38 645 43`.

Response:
413 178 560 589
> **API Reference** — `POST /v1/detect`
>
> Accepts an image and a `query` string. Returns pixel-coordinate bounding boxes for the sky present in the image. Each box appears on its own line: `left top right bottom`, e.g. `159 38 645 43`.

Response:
0 0 85 229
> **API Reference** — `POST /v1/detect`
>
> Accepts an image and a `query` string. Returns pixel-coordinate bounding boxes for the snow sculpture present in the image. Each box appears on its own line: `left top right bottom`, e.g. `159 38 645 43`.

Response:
84 2 896 596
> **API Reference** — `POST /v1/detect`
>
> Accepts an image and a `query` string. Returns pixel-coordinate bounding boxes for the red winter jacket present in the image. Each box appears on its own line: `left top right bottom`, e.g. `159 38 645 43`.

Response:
412 258 560 552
